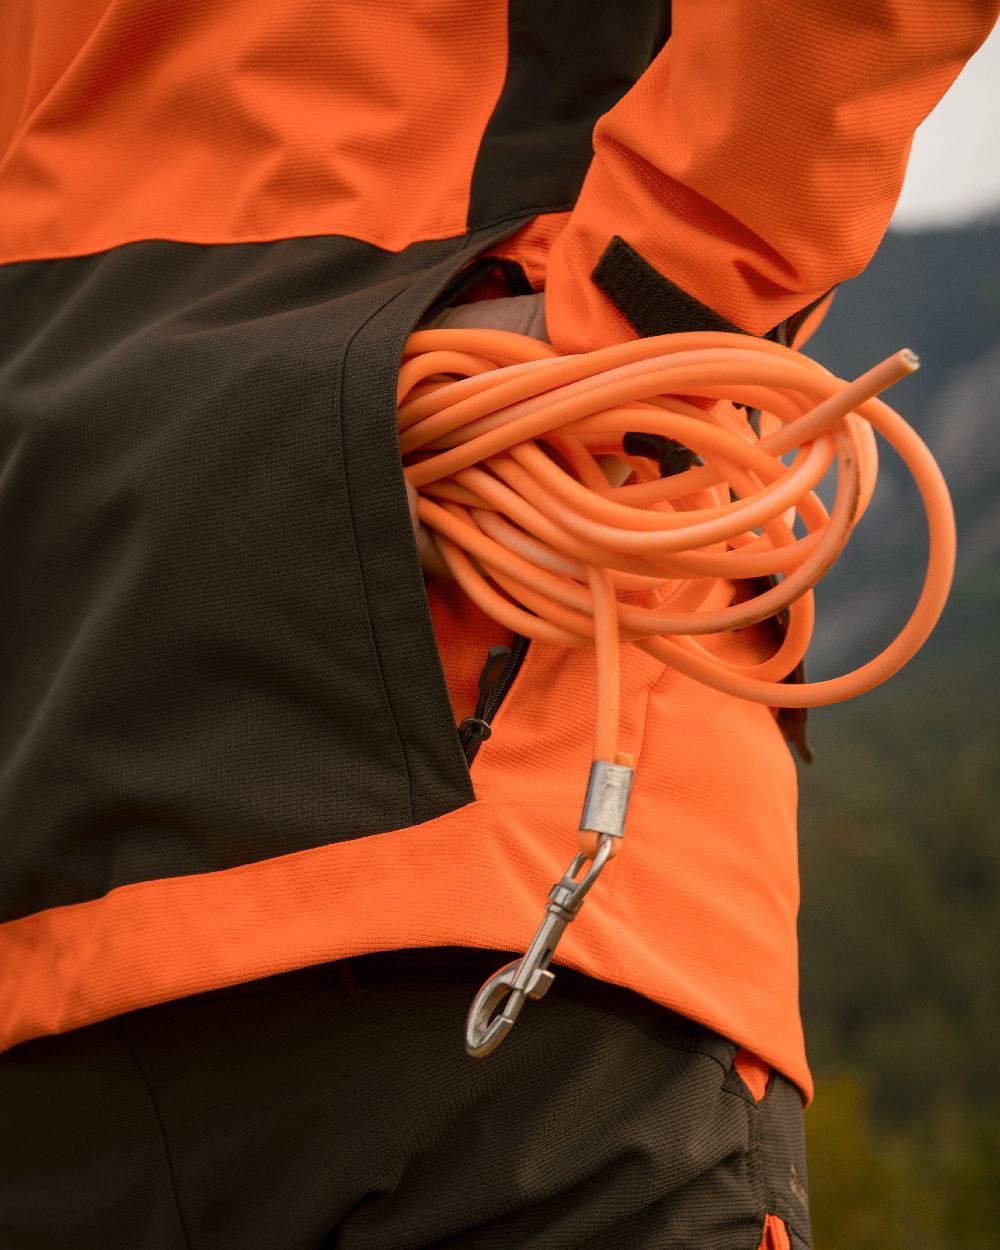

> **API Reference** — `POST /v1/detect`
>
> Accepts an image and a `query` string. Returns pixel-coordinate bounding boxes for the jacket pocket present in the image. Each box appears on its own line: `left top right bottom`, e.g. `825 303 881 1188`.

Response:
337 224 539 826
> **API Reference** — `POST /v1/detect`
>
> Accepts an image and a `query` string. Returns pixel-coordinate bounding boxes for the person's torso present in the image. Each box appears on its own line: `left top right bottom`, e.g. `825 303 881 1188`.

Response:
0 0 808 1096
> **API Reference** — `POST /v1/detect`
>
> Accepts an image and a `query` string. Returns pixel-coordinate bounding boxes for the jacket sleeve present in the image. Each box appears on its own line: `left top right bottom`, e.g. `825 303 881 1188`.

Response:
544 0 1000 353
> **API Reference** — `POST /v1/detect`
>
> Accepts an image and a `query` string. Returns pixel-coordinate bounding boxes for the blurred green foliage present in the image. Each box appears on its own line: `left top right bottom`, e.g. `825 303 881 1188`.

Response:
805 1070 1000 1248
798 564 1000 1246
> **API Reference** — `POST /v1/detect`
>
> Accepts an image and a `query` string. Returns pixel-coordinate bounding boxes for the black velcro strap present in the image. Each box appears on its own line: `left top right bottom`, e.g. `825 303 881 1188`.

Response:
592 235 748 338
594 235 815 761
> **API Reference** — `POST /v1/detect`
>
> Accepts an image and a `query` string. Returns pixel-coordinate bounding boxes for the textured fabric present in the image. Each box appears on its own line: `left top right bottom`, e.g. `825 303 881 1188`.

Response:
0 950 812 1250
0 0 511 259
0 1 808 1096
2 0 994 1103
0 573 807 1092
0 0 666 264
545 0 1000 350
467 1 670 228
0 230 522 921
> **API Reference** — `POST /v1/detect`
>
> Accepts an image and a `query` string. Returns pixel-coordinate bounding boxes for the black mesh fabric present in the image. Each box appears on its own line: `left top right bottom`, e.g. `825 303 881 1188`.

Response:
0 949 812 1249
467 2 671 229
0 226 524 921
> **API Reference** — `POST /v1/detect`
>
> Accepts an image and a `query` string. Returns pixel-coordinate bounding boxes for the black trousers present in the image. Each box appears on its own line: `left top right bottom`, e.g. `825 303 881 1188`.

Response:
0 948 811 1249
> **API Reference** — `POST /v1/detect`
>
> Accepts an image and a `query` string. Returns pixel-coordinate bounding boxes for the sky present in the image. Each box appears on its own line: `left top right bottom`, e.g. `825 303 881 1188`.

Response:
890 21 1000 229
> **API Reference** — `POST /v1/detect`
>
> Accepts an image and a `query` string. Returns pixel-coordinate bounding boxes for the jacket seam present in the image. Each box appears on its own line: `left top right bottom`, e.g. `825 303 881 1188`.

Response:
0 209 575 271
336 284 419 826
336 232 501 826
117 1017 194 1250
468 202 576 236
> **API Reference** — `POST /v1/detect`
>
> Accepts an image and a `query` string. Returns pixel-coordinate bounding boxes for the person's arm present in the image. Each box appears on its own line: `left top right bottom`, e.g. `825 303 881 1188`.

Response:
545 0 1000 353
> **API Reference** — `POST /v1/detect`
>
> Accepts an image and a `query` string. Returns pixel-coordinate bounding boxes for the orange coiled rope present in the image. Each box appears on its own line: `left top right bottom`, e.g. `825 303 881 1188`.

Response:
399 327 956 782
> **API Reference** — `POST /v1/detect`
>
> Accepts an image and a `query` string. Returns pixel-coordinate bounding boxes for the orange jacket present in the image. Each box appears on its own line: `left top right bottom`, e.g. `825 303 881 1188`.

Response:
1 0 995 1098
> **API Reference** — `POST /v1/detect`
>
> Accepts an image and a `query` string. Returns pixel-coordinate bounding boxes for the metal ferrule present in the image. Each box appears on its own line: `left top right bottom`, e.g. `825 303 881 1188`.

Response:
579 760 634 838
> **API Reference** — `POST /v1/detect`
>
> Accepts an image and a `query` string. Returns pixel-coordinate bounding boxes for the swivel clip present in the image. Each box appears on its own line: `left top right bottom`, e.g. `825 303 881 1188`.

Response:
465 759 634 1059
464 835 615 1058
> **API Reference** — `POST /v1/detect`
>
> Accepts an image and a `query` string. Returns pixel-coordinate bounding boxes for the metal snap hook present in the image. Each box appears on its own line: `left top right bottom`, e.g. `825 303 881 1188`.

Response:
464 958 556 1058
464 835 616 1059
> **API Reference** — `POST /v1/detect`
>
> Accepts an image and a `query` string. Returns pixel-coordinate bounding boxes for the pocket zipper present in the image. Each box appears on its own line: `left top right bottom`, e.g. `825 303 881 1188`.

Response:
432 250 540 765
429 251 535 767
459 634 531 765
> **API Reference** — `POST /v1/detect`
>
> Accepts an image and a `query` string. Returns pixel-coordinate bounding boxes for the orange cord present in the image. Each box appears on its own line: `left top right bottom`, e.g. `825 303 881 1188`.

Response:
399 329 956 855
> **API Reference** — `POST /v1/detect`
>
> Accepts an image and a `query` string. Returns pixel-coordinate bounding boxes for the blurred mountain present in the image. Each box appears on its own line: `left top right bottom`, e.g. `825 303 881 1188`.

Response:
801 216 1000 678
795 216 1000 1136
758 217 1000 1244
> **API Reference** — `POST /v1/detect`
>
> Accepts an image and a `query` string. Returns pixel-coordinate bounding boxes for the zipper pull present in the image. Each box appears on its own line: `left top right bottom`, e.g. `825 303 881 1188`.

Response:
458 645 511 756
